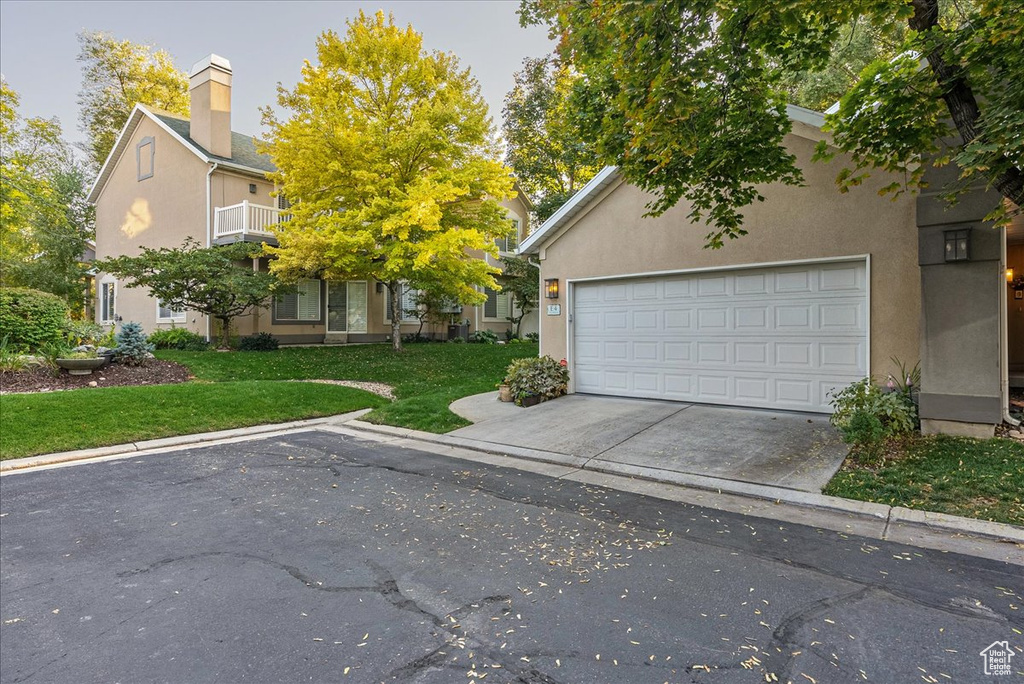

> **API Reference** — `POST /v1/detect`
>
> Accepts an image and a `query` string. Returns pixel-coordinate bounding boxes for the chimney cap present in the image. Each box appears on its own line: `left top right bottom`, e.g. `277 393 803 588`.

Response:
189 54 232 78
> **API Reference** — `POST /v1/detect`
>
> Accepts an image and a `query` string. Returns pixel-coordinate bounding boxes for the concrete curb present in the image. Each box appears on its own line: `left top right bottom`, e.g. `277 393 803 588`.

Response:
5 414 1022 548
346 420 1024 546
0 409 373 473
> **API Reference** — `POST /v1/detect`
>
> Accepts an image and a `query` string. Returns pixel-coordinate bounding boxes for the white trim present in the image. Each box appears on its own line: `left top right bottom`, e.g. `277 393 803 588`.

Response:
519 107 829 258
864 253 872 378
99 277 117 325
565 254 871 398
383 281 419 323
566 254 871 285
481 287 511 323
519 166 619 255
88 104 268 203
155 300 187 324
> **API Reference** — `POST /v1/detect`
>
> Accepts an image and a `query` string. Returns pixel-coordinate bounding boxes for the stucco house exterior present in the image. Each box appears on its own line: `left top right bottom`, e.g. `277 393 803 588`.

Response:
519 105 1022 438
89 54 536 346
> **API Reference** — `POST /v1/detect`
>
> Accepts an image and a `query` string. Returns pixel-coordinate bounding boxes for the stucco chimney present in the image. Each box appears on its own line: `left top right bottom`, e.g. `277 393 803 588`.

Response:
189 54 232 158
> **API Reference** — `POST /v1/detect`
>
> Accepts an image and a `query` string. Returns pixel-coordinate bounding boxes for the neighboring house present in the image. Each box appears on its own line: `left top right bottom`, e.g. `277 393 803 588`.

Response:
519 105 1022 438
89 54 535 345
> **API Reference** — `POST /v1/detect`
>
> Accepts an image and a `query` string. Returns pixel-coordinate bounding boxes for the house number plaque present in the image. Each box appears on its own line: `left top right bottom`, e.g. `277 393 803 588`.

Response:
546 304 561 316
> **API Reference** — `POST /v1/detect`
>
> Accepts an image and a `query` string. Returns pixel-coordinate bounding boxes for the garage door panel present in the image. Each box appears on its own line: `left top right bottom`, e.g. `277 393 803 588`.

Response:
572 261 867 413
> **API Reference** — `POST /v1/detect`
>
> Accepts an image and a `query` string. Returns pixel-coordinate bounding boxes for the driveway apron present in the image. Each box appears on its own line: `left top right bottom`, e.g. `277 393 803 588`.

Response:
449 393 848 492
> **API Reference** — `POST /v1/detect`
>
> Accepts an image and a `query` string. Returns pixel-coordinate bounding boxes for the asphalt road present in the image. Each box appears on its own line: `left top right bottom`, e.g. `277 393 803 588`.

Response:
1 430 1021 683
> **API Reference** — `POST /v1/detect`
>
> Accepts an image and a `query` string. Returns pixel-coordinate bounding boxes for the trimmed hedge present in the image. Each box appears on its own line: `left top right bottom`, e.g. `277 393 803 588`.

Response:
0 288 70 351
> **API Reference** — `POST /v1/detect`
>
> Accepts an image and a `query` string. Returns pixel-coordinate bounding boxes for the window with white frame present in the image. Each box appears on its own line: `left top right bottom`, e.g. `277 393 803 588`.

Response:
137 136 154 181
100 280 116 323
483 287 510 321
274 278 321 322
156 300 186 323
495 216 521 253
385 282 421 323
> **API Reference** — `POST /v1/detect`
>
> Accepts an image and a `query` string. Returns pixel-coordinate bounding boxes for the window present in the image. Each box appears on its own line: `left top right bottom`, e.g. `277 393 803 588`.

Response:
385 282 420 322
274 279 321 322
100 280 116 323
327 281 367 333
137 136 154 181
483 287 510 321
495 218 521 253
157 300 186 323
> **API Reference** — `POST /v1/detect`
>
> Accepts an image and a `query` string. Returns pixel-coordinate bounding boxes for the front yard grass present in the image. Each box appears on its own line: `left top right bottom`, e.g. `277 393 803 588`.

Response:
0 343 536 460
161 342 537 433
0 381 385 460
824 435 1024 526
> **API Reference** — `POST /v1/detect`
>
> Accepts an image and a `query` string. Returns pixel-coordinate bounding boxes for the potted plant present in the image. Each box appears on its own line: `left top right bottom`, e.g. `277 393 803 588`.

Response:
503 356 569 407
56 350 106 376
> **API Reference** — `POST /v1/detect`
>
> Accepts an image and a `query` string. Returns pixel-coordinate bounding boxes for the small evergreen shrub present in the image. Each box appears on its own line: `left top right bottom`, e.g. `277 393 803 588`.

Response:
149 328 210 351
469 329 499 344
238 332 279 351
524 332 539 343
114 322 155 366
503 355 569 406
0 288 70 351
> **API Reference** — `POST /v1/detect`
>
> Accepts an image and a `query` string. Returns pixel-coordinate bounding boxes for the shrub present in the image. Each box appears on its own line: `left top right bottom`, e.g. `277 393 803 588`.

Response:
0 288 70 351
524 332 539 343
148 328 210 351
0 337 38 373
238 332 279 351
829 377 918 454
114 322 154 366
503 355 569 406
469 329 499 344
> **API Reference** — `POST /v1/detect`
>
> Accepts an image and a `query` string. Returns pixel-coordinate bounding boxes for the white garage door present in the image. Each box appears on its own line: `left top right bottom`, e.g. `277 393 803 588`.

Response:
572 260 867 413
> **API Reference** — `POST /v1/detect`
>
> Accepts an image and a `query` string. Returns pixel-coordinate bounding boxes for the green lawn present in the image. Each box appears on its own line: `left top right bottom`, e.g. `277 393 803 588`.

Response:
0 381 385 459
1 343 537 460
824 435 1024 526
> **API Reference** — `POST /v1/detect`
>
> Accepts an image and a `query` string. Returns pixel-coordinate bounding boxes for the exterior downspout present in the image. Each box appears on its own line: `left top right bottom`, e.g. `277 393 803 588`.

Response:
205 162 219 343
527 255 542 356
1000 226 1021 427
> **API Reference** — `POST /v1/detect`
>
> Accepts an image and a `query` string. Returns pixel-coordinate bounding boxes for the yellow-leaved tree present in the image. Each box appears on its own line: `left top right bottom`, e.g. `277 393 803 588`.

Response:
260 11 515 350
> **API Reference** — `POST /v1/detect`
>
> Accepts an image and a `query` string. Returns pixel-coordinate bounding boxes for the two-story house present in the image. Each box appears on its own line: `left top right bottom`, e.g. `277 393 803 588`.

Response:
89 54 536 344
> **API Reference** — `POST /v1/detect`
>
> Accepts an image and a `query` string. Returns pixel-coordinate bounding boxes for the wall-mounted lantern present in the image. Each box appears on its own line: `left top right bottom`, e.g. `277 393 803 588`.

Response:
249 183 257 194
943 228 971 262
544 278 559 299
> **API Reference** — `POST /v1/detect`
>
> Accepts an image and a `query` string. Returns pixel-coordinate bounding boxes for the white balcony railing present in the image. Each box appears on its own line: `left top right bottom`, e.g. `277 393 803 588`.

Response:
214 201 285 240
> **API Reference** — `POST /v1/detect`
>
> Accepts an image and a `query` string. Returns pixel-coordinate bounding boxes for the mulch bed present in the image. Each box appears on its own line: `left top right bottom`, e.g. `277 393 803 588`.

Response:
0 360 193 395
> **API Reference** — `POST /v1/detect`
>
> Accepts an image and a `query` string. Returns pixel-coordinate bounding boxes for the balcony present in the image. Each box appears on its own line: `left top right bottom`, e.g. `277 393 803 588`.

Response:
213 201 284 245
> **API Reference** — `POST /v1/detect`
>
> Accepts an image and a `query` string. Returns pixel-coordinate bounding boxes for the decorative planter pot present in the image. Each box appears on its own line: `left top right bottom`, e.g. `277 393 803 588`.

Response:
519 395 543 408
56 357 106 376
498 385 513 403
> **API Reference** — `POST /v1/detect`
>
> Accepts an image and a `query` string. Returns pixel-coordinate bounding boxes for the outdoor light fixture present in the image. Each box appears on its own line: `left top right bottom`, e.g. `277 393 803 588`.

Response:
249 183 257 194
544 278 559 299
943 228 971 262
375 282 383 294
1009 268 1016 284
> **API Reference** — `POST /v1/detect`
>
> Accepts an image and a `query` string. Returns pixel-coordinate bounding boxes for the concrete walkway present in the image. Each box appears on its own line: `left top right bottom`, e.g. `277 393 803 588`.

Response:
450 393 849 492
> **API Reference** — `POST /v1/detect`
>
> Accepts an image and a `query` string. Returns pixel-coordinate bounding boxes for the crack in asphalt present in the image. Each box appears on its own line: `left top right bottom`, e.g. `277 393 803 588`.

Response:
269 441 1023 631
115 551 567 683
759 586 875 683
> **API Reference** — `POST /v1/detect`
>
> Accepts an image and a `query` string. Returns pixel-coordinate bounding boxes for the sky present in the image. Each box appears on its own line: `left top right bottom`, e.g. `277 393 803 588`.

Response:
0 0 556 147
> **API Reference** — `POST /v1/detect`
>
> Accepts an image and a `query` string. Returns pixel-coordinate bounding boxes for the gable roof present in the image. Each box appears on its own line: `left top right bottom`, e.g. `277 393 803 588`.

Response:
518 104 827 256
87 103 275 203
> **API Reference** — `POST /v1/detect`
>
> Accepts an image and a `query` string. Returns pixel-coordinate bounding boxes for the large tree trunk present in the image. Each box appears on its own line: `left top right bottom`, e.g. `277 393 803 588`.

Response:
218 316 232 350
910 0 1024 208
389 281 402 351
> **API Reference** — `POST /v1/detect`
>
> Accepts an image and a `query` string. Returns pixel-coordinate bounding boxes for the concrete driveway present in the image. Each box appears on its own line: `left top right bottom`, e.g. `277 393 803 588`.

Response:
450 394 849 492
